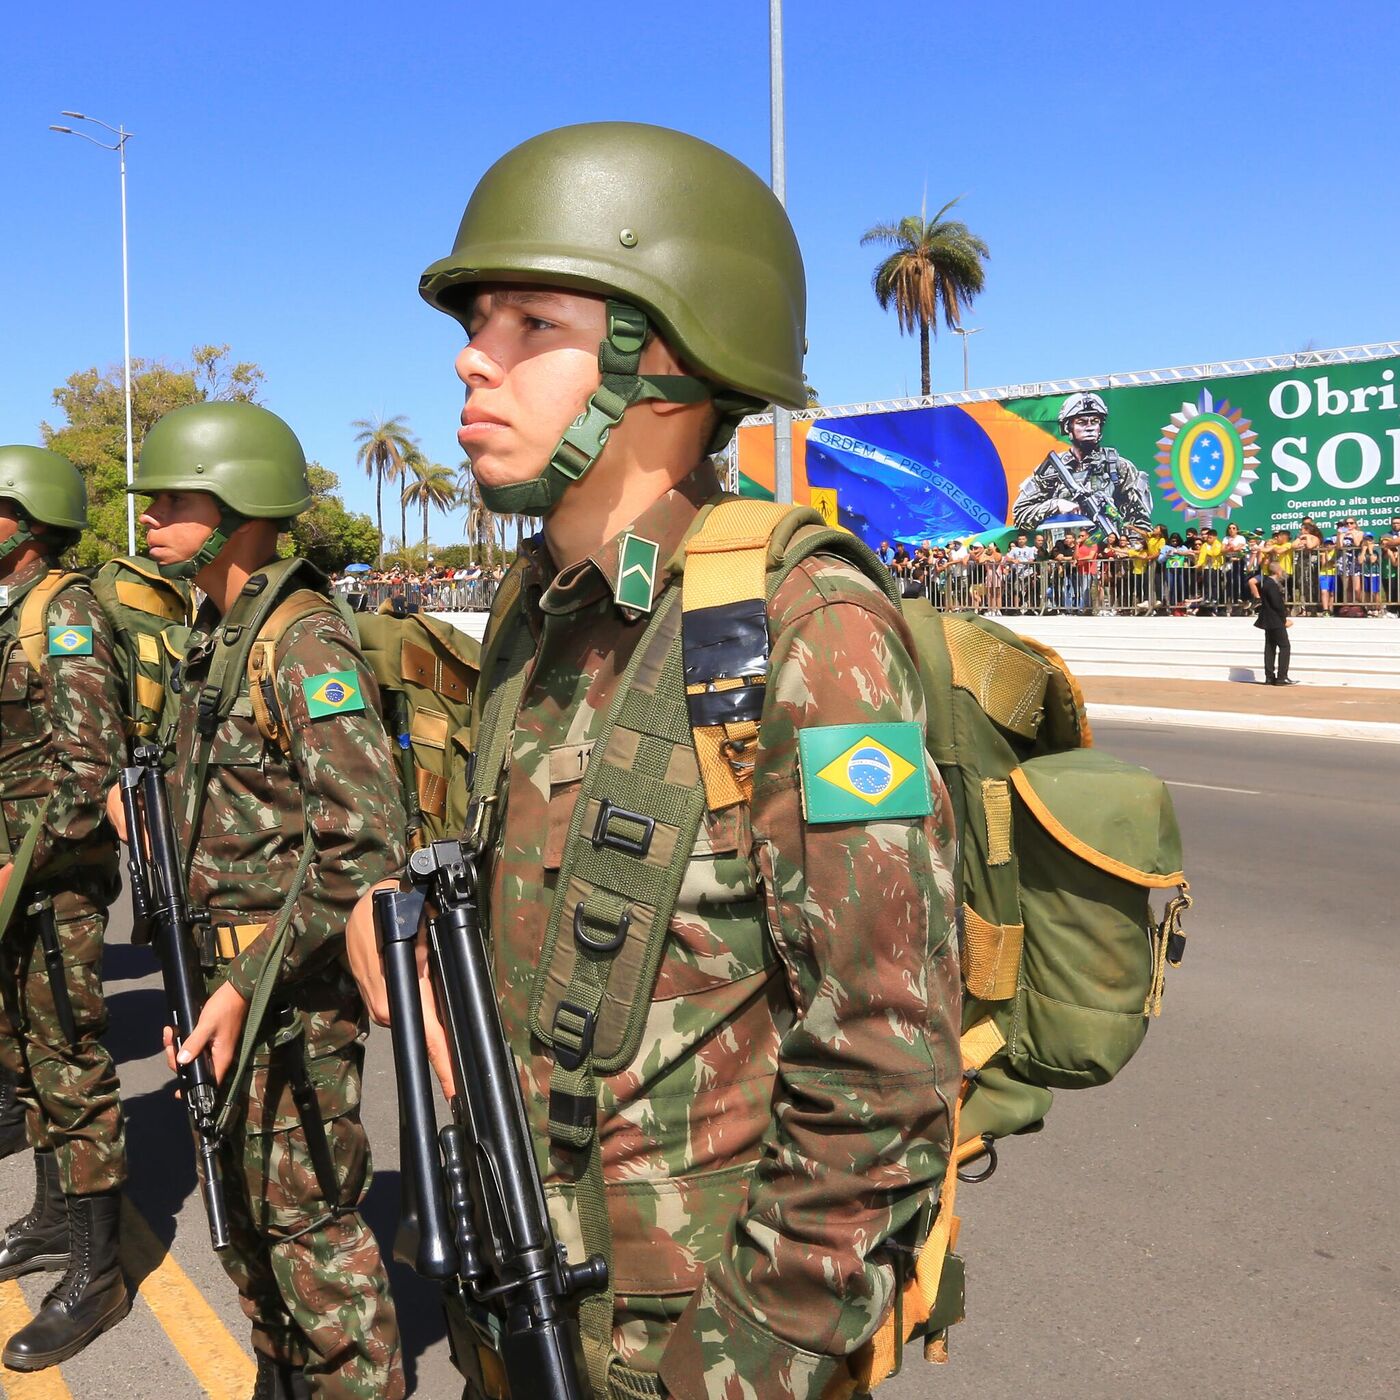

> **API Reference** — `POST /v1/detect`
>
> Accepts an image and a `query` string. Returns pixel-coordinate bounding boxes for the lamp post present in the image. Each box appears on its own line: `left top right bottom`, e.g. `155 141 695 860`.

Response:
50 113 136 554
769 0 793 504
952 326 983 392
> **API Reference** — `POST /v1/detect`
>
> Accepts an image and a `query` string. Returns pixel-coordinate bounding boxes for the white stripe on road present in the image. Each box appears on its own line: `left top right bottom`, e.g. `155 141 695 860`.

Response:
1166 780 1262 795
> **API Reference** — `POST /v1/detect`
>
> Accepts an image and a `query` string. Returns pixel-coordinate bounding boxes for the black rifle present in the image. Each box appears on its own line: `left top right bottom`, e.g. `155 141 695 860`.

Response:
1046 450 1123 539
27 898 77 1046
119 742 231 1252
374 840 606 1400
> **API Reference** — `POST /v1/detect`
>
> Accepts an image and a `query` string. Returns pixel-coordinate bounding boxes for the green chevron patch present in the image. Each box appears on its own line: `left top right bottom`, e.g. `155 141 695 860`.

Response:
47 625 93 656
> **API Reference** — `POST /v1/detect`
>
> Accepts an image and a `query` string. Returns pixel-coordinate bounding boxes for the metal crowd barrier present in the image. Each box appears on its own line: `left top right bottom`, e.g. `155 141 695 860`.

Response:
341 580 500 614
887 543 1400 617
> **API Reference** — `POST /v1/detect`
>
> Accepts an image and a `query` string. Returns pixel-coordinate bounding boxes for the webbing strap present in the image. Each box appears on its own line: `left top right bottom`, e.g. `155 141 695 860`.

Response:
980 779 1013 867
942 616 1051 741
961 906 1023 1003
17 571 83 672
531 590 702 1132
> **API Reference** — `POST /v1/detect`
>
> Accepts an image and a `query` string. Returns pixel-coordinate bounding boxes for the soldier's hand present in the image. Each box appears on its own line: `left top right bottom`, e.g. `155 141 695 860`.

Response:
167 980 250 1085
106 785 128 842
347 881 399 1025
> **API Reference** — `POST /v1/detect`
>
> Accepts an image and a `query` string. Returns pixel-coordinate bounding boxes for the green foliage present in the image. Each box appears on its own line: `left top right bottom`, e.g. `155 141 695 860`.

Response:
861 198 989 395
41 344 262 567
289 463 381 574
425 544 476 570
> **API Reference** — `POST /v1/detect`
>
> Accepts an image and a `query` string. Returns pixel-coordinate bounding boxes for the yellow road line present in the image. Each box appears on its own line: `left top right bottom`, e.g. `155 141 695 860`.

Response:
0 1281 74 1400
120 1199 255 1400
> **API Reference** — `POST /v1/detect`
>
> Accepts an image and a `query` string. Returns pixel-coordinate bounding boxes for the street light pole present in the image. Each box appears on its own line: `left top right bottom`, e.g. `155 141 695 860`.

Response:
51 113 136 554
769 0 793 504
953 326 983 391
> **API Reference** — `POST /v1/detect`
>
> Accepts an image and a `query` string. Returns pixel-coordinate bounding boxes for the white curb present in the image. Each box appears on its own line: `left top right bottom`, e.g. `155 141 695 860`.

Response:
1089 703 1400 744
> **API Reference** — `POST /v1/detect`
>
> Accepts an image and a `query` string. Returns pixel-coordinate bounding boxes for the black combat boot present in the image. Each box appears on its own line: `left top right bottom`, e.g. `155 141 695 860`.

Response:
2 1190 130 1370
0 1149 68 1281
0 1073 28 1160
249 1354 312 1399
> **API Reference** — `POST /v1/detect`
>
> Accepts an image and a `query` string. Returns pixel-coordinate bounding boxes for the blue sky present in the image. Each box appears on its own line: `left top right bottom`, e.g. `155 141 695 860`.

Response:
2 0 1396 543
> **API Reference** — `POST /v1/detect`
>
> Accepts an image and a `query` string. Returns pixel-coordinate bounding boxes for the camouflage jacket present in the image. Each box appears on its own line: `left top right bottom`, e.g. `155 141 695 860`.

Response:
169 566 406 1051
479 463 961 1400
1013 446 1152 531
0 556 121 917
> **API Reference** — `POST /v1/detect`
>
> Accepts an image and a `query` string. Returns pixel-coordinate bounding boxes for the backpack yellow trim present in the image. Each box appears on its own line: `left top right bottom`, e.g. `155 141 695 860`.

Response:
1008 766 1186 888
113 578 185 620
961 905 1023 1002
942 616 1051 741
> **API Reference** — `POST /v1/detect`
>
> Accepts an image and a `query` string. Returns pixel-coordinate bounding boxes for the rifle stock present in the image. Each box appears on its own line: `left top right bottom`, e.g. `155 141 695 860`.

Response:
374 841 606 1400
119 743 231 1252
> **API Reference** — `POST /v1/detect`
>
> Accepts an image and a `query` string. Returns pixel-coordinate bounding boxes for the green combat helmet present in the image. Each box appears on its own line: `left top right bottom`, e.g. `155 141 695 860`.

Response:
420 121 807 514
0 446 88 564
130 401 311 579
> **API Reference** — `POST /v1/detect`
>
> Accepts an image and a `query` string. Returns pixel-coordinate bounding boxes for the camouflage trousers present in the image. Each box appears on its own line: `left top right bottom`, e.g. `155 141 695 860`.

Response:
206 1033 404 1400
0 901 126 1194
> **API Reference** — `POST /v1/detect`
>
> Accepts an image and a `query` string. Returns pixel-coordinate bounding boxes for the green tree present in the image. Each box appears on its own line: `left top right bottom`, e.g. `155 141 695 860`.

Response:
861 197 989 396
402 457 460 549
289 464 381 574
351 414 415 567
41 344 262 566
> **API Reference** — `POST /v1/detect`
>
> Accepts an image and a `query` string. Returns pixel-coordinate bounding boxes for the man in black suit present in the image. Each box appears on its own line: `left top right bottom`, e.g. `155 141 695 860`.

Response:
1253 558 1295 684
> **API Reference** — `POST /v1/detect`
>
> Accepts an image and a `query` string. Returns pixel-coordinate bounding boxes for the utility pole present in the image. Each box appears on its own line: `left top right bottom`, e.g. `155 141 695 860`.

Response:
953 326 983 392
51 113 137 553
769 0 793 503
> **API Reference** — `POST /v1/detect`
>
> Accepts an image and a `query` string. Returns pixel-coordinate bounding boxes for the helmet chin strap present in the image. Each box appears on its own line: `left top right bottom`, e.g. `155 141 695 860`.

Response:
0 515 35 570
479 301 712 517
157 504 247 580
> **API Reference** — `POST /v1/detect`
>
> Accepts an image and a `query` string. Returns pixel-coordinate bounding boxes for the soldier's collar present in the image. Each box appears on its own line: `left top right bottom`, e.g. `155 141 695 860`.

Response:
539 458 721 622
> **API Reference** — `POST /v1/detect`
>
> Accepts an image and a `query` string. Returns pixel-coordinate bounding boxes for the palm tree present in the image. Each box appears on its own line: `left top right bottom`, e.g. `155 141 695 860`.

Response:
403 458 460 549
457 461 497 566
861 197 989 396
352 414 415 566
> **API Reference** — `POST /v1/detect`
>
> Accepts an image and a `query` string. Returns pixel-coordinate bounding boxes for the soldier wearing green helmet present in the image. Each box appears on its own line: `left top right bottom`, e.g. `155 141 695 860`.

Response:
0 446 133 1373
350 122 960 1400
121 401 407 1399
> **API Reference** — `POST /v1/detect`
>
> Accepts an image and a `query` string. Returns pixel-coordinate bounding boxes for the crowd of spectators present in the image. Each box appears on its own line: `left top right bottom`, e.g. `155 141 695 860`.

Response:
330 561 506 613
873 514 1400 617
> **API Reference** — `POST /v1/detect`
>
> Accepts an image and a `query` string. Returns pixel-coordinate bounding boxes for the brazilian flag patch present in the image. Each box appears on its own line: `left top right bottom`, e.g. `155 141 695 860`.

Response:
798 722 931 824
47 625 93 656
302 670 365 720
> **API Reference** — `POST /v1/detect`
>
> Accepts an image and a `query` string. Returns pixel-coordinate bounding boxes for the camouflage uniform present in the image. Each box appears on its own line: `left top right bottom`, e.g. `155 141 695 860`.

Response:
478 461 962 1399
0 555 125 1197
169 577 406 1399
1013 445 1152 533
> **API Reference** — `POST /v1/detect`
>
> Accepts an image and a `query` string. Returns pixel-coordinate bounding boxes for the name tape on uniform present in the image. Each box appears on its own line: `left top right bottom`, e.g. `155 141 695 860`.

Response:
798 721 932 824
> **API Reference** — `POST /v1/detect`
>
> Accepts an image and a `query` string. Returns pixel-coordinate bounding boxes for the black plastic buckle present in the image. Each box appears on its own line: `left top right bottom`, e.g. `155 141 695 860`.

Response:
551 1001 597 1072
590 800 654 858
573 902 631 954
196 685 221 737
241 574 268 597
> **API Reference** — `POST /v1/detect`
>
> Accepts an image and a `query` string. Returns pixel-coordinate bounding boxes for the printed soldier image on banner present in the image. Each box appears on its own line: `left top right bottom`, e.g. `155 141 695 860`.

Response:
1011 392 1152 536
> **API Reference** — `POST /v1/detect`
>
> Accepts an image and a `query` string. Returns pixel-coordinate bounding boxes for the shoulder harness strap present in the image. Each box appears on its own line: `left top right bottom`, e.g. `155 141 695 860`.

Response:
247 590 342 755
17 571 85 672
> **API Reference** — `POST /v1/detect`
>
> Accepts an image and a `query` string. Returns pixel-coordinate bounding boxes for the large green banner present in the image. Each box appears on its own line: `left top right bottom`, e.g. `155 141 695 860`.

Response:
1004 355 1400 536
737 350 1400 542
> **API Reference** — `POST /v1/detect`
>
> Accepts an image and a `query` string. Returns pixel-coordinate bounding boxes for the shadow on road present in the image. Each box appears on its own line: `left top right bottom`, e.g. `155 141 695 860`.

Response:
104 986 168 1066
102 940 158 986
362 1165 449 1394
119 1084 200 1272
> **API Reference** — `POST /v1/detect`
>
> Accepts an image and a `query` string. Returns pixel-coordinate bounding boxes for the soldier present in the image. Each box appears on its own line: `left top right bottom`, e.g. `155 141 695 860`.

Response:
0 447 130 1370
118 403 406 1400
1012 390 1152 534
349 122 962 1400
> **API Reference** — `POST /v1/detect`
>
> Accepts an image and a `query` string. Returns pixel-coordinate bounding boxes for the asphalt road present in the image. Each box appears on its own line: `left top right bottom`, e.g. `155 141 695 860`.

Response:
1 721 1395 1399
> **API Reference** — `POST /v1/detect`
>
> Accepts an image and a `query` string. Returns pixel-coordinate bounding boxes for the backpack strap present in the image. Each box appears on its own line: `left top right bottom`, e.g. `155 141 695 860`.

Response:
247 591 344 755
17 571 85 671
